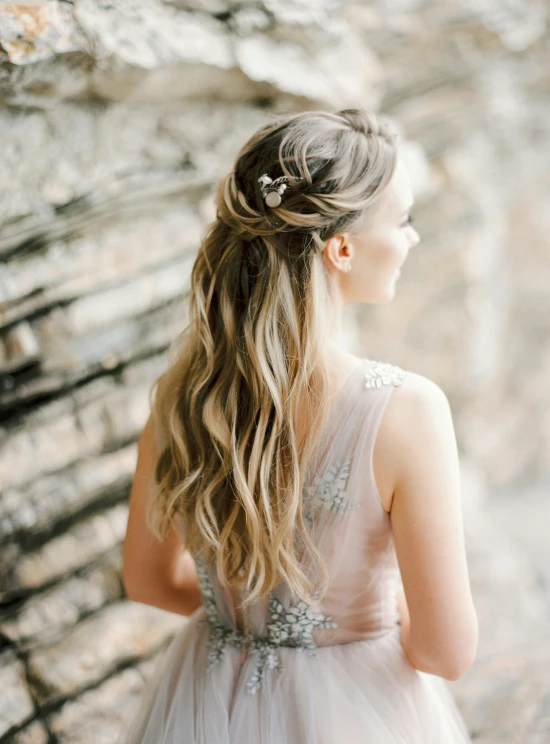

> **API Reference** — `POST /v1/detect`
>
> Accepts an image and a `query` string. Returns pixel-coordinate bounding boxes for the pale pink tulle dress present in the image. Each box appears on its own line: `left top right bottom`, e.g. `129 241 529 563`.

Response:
116 357 473 743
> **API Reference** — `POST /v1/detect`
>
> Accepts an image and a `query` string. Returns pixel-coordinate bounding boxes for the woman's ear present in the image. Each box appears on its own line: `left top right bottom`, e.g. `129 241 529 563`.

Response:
323 234 351 272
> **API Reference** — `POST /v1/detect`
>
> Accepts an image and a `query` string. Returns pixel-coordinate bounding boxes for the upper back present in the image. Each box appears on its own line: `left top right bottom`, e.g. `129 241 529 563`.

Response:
189 358 411 648
135 354 477 687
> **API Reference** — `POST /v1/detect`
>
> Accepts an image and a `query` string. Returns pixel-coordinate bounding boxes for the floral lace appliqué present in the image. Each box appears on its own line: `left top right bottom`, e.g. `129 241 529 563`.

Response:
304 459 360 518
195 558 337 694
267 597 337 650
364 360 407 389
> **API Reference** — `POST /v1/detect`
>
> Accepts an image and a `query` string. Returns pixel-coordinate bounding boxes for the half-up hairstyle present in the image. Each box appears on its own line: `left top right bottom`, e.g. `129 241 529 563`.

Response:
147 108 399 610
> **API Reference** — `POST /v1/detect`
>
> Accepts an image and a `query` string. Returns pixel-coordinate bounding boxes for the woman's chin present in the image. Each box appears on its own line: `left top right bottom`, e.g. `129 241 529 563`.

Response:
387 268 402 295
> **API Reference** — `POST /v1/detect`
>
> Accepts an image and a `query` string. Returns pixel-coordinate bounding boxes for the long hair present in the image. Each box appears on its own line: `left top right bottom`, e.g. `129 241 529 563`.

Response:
146 108 399 610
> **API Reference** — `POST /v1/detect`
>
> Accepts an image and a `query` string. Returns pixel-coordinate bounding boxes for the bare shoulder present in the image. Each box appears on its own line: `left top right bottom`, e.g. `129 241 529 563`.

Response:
373 371 454 513
388 369 450 409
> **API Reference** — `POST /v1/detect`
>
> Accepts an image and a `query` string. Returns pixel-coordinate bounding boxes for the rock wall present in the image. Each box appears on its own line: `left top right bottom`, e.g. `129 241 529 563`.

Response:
1 1 549 742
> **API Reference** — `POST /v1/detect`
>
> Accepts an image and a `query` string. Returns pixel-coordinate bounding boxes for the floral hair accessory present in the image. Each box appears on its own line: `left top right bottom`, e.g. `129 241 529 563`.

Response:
258 173 305 208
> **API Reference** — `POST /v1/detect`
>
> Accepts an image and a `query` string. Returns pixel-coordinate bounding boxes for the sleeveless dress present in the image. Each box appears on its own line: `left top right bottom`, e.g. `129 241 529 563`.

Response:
116 358 473 743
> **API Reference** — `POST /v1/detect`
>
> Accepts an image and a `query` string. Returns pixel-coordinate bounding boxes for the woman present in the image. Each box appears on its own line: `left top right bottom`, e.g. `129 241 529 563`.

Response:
118 108 478 742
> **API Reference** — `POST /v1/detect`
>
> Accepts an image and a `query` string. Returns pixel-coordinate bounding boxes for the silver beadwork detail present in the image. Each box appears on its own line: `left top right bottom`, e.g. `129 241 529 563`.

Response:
195 557 337 694
195 558 247 671
364 361 407 389
303 459 360 522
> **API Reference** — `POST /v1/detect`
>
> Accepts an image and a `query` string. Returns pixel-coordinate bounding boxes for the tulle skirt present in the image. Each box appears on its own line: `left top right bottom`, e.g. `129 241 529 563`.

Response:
116 607 472 744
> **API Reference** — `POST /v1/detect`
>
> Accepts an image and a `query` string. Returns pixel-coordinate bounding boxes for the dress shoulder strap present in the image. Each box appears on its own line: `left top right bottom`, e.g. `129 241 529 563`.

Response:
345 359 408 514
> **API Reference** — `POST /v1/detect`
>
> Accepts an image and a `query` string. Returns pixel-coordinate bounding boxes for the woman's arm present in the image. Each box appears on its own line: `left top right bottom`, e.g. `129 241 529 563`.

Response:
377 373 478 681
395 583 447 677
122 413 204 616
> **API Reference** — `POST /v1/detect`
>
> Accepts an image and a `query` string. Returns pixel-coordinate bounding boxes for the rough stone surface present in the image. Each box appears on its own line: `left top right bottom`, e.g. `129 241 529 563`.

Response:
47 660 152 744
0 504 128 598
11 720 49 744
0 548 123 647
0 207 203 321
0 650 36 738
0 445 136 542
27 600 184 706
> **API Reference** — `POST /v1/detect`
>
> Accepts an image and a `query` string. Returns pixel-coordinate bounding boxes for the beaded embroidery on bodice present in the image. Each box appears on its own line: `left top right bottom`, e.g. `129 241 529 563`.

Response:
195 359 408 694
195 557 339 694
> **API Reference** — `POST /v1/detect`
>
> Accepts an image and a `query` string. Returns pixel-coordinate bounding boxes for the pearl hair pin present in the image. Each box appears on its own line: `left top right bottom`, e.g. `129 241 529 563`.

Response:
258 173 305 208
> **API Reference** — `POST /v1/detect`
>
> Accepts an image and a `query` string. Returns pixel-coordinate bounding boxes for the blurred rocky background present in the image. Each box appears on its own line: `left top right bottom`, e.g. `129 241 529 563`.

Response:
0 0 549 742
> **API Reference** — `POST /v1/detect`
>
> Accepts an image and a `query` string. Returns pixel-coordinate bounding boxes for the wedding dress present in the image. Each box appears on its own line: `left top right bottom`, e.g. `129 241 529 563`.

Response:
116 357 473 743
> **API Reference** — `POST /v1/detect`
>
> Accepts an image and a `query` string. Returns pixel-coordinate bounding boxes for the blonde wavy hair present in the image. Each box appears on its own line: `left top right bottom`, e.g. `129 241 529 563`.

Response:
147 108 399 609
